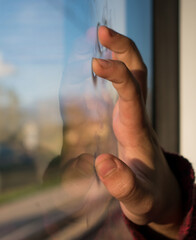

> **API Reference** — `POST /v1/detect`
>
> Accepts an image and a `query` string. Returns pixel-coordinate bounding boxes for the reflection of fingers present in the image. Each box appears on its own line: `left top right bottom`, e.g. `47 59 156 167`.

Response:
98 26 146 71
73 153 94 177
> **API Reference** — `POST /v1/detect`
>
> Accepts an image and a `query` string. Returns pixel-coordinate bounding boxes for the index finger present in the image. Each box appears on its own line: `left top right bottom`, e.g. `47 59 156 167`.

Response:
98 26 146 72
98 26 147 102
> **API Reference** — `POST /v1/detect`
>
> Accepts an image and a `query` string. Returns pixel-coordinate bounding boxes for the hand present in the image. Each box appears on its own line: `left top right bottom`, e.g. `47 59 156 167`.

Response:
92 26 182 239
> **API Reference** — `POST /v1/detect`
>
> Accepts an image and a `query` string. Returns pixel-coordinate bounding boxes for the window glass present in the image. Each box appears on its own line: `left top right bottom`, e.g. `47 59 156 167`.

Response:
0 0 152 239
126 0 153 115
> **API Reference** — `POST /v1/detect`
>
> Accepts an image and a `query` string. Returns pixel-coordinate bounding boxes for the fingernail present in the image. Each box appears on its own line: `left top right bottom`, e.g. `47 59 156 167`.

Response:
96 158 117 178
94 58 112 68
108 28 118 37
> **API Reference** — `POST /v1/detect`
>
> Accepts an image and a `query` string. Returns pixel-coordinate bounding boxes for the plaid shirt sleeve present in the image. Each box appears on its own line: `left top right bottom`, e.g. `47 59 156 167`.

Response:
124 152 196 240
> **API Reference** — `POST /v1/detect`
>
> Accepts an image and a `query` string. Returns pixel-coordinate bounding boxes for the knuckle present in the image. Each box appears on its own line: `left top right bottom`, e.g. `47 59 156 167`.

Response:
115 183 134 200
115 61 130 80
127 38 139 54
129 38 136 48
143 63 148 74
112 173 136 201
118 61 129 74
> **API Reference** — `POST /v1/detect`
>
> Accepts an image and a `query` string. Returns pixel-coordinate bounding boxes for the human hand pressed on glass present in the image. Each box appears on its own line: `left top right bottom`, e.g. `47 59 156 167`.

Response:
92 26 182 239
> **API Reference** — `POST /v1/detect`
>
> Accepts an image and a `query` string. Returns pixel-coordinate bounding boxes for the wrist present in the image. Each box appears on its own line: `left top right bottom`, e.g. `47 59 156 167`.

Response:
124 152 195 240
148 161 183 239
148 219 181 240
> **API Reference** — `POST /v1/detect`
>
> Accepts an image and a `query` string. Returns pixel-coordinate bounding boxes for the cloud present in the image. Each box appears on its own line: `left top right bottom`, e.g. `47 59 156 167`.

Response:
0 53 16 78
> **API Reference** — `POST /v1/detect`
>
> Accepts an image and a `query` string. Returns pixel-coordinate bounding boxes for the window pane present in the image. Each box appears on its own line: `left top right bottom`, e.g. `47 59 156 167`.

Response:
126 0 153 116
0 0 152 239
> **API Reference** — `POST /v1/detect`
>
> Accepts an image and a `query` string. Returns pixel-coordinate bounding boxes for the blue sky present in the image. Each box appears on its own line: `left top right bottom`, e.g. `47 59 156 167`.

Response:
0 0 65 106
0 0 152 107
126 0 153 83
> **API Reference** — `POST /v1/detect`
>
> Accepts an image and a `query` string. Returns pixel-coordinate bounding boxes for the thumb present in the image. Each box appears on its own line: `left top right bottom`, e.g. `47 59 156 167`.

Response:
95 154 154 225
95 153 136 201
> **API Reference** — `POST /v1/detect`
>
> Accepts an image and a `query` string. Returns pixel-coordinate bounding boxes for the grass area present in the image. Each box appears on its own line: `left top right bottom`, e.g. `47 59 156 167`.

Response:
0 178 60 206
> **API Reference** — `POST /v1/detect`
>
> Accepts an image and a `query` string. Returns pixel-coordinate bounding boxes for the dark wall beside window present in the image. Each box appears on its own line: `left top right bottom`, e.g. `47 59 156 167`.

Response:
153 0 179 153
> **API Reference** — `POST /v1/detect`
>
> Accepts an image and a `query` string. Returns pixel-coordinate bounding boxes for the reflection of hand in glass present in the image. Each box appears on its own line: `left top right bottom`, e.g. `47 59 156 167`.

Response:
44 153 112 238
60 26 110 88
61 153 109 199
59 26 117 162
61 153 110 208
93 26 182 239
